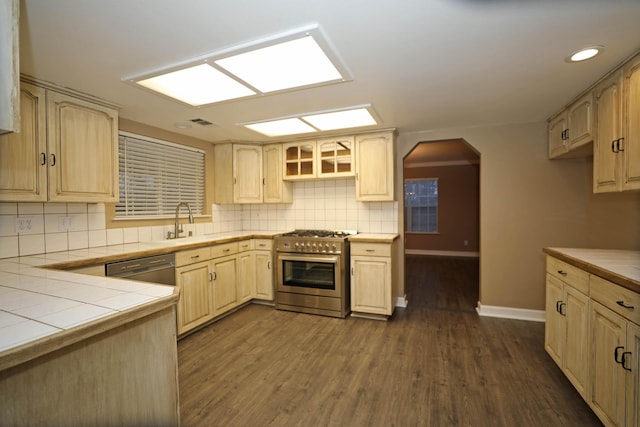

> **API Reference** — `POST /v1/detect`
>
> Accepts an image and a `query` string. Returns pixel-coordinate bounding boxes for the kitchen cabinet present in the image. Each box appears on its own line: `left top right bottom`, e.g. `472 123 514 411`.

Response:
589 274 640 427
283 140 317 179
355 131 396 201
350 240 398 318
237 240 254 304
214 143 263 204
544 256 590 398
0 83 47 201
254 239 274 301
263 143 293 203
0 0 19 135
316 136 355 178
211 253 238 316
548 92 594 159
175 247 214 335
0 81 119 202
593 51 640 193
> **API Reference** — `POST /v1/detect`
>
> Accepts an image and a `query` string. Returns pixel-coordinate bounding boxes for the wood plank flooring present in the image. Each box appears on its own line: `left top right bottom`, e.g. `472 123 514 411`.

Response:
178 255 602 426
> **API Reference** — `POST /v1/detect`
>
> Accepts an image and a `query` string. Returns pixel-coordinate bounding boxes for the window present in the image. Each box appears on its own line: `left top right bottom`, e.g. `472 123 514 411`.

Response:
404 178 438 233
116 132 205 219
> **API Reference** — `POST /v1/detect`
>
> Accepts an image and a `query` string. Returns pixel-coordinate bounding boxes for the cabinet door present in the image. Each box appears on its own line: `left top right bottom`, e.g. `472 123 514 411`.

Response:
211 255 238 316
316 136 354 178
233 144 263 203
254 250 273 300
355 132 395 201
283 141 316 179
0 83 47 201
47 91 118 202
567 92 594 150
351 255 392 315
623 53 640 191
589 301 627 426
594 71 623 193
564 285 589 399
237 251 254 303
263 144 292 203
176 261 213 335
548 113 568 159
544 274 565 367
627 322 640 427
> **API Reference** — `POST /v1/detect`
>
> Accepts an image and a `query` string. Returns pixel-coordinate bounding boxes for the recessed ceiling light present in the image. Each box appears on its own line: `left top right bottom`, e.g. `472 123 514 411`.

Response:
566 46 604 63
125 24 351 106
244 118 317 137
136 64 255 106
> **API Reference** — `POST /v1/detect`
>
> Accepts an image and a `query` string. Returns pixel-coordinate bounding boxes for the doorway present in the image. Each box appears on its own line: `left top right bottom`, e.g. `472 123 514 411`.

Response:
402 139 480 312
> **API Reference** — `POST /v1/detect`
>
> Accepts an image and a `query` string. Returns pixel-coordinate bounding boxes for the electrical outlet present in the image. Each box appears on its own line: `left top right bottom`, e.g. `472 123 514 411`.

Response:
464 240 468 246
58 216 72 231
15 217 32 233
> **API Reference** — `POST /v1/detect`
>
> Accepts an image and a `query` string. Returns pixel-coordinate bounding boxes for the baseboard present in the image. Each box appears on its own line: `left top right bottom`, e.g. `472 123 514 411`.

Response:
476 302 545 322
395 295 408 308
405 249 480 258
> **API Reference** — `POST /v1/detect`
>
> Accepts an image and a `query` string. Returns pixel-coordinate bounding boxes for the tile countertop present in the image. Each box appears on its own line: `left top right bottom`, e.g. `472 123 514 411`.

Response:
0 231 282 371
543 247 640 294
348 233 400 243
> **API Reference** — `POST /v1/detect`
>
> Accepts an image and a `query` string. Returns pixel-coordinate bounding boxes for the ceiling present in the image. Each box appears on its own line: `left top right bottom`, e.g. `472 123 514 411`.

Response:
404 139 479 166
19 0 640 144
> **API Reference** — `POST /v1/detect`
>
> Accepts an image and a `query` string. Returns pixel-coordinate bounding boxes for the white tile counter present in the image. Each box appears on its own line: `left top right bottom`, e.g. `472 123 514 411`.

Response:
0 231 281 370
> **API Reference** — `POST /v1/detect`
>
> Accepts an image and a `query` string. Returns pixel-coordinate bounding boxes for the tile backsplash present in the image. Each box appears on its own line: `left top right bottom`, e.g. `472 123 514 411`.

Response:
0 179 398 258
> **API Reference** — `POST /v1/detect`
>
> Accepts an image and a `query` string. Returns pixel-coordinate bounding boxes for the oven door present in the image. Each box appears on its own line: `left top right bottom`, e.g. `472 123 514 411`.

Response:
276 253 342 298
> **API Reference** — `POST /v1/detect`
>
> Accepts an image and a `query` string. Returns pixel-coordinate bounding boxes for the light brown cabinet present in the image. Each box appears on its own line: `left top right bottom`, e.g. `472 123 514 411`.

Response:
283 141 317 179
355 131 396 201
544 257 590 398
593 52 640 193
0 0 19 135
175 247 214 335
548 92 594 159
237 240 254 304
254 239 274 301
317 136 355 178
263 143 293 203
350 240 398 318
0 82 118 202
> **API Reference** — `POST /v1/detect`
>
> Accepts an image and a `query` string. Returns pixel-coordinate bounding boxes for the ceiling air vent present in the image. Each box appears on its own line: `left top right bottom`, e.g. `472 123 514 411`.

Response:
190 118 215 126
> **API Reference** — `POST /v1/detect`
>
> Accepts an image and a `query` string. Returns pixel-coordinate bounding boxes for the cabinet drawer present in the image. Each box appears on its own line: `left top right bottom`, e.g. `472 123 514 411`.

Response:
590 274 640 325
546 256 589 294
351 243 391 257
254 239 273 251
176 247 211 267
211 242 239 258
238 240 254 252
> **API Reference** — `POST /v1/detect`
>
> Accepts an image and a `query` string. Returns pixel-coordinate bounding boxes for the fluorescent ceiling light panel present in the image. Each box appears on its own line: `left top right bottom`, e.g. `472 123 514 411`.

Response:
302 108 377 131
245 118 317 137
215 36 343 93
136 64 255 106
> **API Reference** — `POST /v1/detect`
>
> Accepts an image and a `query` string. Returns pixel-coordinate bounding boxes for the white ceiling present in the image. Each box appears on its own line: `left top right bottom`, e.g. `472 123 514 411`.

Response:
19 0 640 144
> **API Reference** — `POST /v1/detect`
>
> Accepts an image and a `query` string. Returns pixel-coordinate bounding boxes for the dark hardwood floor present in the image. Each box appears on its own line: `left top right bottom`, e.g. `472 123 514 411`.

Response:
178 255 602 426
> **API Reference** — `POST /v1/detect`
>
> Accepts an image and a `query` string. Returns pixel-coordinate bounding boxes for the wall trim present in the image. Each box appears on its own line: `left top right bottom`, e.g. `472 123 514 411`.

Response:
476 302 545 322
405 249 480 258
395 295 408 308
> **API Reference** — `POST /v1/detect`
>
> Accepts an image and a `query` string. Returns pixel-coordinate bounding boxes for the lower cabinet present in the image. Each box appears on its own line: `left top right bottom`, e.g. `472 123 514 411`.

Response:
545 255 640 427
350 239 398 318
175 238 275 336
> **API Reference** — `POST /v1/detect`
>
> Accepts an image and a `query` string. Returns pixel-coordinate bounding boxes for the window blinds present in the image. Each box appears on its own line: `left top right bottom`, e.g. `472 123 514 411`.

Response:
116 132 205 218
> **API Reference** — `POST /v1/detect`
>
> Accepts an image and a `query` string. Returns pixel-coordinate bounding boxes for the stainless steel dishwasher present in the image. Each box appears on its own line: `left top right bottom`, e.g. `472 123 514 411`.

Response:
106 253 176 286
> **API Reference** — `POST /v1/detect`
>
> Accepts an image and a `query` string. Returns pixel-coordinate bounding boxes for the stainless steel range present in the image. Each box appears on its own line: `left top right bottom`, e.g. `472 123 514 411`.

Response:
275 230 354 318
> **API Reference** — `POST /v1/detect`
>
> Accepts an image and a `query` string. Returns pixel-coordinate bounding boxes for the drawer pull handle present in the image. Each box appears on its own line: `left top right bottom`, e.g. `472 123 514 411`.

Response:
211 272 217 280
614 346 625 364
191 255 200 259
366 249 375 252
557 270 567 276
223 248 230 252
616 300 634 310
621 351 632 371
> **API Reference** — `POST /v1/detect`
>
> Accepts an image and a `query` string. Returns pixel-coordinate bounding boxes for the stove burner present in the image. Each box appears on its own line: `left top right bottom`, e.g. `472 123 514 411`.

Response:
280 229 353 239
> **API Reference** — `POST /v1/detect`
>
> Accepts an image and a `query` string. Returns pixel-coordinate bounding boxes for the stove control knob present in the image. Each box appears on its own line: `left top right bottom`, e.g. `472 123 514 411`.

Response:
332 244 337 252
325 243 330 252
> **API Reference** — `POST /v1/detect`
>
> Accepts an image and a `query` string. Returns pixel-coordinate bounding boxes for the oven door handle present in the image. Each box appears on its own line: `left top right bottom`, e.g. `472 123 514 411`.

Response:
277 254 341 264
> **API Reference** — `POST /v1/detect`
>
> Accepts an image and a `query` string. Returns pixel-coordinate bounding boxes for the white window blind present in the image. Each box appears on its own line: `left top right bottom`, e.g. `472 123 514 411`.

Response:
116 132 205 218
404 178 438 233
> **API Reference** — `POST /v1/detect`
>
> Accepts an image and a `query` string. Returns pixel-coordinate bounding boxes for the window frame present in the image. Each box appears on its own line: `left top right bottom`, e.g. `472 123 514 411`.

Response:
404 177 439 234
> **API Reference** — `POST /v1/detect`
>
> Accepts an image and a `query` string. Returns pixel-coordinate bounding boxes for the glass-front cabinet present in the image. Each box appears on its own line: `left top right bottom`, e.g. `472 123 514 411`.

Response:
284 141 316 179
317 136 355 178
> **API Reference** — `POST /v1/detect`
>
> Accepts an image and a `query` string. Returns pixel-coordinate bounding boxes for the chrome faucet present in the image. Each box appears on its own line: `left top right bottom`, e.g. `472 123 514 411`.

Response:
168 202 194 239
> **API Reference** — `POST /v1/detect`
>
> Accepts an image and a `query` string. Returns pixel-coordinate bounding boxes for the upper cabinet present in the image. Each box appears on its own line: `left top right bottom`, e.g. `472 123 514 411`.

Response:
0 0 19 135
548 92 594 159
0 80 119 202
283 141 316 180
215 143 292 204
316 136 355 178
355 131 396 201
593 52 640 193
